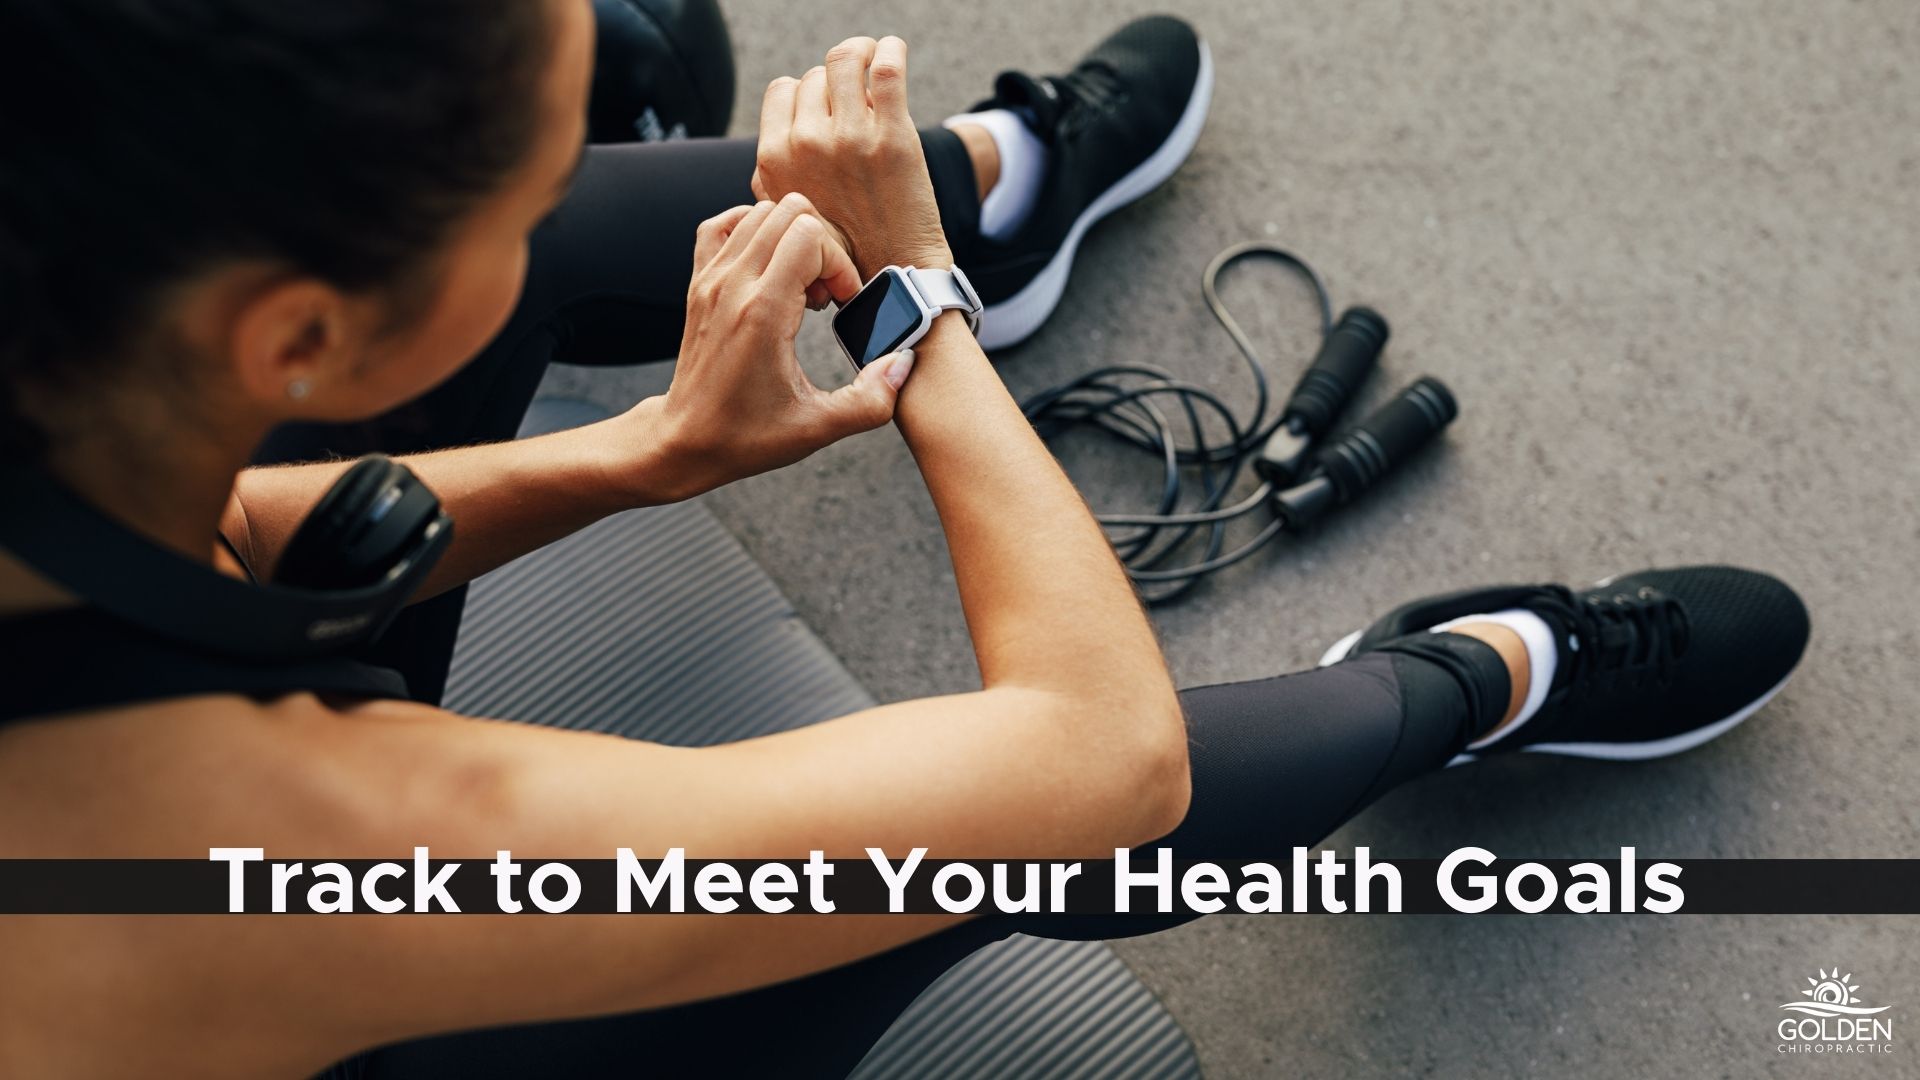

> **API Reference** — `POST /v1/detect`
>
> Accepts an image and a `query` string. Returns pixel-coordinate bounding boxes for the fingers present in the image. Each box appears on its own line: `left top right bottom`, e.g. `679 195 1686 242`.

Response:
710 198 779 268
814 230 863 304
868 36 909 121
796 65 829 128
758 75 798 148
740 192 816 271
764 202 862 303
701 194 859 310
822 349 915 436
825 36 878 117
692 204 754 270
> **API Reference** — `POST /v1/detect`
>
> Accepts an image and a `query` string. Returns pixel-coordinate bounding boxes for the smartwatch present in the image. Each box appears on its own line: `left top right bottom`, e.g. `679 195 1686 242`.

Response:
832 265 984 369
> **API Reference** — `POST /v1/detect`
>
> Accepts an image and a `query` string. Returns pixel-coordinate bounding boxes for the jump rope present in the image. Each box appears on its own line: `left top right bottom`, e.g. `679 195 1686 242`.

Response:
1019 243 1459 604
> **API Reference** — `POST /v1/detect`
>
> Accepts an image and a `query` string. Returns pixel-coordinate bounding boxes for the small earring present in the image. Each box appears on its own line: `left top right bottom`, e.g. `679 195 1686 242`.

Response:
286 379 311 401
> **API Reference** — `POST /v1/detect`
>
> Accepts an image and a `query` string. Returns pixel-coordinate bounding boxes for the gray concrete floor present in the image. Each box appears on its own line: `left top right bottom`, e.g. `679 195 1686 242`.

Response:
545 0 1920 1075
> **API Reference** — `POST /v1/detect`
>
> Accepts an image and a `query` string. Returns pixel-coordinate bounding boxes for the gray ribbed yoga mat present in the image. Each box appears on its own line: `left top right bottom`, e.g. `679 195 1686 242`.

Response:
441 397 1201 1079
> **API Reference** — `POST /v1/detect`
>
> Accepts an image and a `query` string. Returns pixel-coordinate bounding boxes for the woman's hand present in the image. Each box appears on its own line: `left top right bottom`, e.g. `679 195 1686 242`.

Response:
644 193 914 498
752 36 953 279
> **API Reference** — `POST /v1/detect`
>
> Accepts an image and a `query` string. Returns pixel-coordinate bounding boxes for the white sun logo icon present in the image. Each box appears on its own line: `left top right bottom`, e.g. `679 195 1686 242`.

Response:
1780 968 1892 1017
1804 969 1863 1007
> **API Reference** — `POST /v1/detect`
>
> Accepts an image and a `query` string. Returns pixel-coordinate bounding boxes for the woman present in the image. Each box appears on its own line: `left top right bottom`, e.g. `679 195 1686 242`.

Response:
0 2 1809 1076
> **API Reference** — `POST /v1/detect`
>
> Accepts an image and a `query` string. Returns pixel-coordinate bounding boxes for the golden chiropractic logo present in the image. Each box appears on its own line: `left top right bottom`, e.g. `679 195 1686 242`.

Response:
1776 968 1895 1055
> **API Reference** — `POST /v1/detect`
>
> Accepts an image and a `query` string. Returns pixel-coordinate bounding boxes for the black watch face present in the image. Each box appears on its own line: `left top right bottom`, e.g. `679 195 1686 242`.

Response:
833 270 926 368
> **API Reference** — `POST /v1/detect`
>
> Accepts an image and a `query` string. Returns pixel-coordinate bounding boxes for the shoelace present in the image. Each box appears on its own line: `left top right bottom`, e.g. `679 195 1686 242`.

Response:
1533 585 1692 697
1048 62 1129 138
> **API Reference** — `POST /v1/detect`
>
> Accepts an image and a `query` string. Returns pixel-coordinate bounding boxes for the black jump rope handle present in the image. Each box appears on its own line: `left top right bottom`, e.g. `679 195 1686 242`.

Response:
1273 376 1459 527
1288 306 1390 434
1257 307 1390 483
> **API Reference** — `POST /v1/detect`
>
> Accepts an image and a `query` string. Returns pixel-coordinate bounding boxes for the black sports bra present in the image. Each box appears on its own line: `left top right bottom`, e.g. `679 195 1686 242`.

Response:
0 606 408 724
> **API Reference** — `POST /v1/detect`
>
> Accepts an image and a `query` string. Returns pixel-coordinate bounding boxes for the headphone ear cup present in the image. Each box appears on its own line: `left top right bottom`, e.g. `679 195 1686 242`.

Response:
0 456 451 660
274 455 401 589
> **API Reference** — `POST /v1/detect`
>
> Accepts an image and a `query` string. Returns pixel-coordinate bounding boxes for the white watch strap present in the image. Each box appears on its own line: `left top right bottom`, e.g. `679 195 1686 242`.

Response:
904 266 983 335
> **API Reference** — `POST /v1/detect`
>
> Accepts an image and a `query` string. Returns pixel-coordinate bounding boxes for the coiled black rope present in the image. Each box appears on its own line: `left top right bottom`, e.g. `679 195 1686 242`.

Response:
1020 243 1334 603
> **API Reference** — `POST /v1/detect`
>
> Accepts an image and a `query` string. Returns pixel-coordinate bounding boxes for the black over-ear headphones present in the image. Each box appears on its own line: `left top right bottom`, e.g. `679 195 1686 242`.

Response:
0 455 451 660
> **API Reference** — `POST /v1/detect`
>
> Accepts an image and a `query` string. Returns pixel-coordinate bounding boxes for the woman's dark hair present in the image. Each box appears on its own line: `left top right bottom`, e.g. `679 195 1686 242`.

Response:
0 0 552 457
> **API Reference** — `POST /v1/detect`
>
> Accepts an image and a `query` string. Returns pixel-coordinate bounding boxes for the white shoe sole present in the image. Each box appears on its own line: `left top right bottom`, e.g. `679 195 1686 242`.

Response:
1315 613 1795 766
975 39 1215 351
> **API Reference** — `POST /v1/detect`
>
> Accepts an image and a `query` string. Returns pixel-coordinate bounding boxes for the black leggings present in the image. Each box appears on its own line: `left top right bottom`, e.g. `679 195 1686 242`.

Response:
267 132 1507 1077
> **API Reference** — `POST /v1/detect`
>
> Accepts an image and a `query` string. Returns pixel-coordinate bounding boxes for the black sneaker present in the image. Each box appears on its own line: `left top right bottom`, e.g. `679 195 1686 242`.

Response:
1319 565 1811 763
966 15 1213 350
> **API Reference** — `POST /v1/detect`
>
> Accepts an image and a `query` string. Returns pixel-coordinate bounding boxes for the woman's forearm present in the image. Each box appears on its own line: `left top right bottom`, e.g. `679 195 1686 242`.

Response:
741 30 1190 845
893 312 1186 744
226 398 691 598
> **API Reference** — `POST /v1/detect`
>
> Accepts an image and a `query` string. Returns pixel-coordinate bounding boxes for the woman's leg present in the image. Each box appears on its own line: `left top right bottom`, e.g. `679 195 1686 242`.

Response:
258 130 983 703
1003 633 1509 940
359 639 1509 1078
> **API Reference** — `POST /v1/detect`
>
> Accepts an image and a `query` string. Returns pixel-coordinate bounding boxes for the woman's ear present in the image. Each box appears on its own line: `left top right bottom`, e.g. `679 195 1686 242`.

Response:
225 277 361 413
